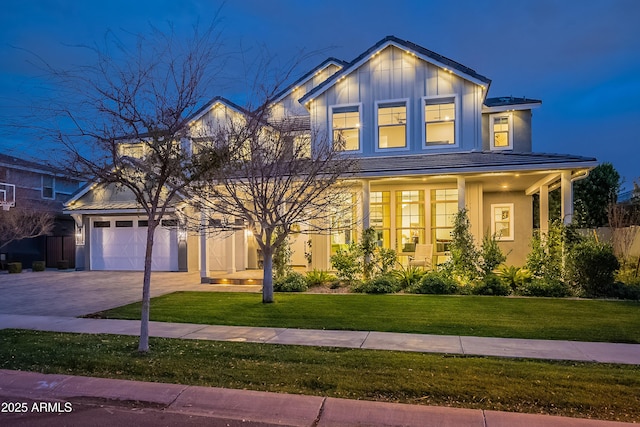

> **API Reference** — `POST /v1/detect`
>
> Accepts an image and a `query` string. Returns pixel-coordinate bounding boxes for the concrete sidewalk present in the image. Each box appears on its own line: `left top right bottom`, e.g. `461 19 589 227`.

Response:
1 314 639 364
0 369 635 426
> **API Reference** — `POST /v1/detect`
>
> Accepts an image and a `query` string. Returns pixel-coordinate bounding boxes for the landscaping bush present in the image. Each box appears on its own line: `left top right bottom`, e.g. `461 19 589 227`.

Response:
409 270 458 295
517 278 571 298
330 243 361 283
566 239 619 298
7 262 22 274
352 274 399 294
472 274 511 296
32 261 46 272
611 281 640 301
392 265 426 290
273 272 308 292
57 260 70 270
305 269 337 287
479 232 506 276
497 265 532 292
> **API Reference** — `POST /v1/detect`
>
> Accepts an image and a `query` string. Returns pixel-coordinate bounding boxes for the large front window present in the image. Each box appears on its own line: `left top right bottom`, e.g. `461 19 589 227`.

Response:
378 103 407 149
425 99 455 146
431 189 458 254
330 193 356 255
396 190 425 254
332 106 360 151
370 191 391 248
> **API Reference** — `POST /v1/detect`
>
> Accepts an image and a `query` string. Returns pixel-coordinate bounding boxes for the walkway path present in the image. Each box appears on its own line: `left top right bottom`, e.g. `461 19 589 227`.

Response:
2 313 639 364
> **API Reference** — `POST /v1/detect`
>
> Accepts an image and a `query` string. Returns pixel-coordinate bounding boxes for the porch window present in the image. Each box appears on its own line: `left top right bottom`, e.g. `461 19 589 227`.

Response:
330 193 356 255
370 191 391 248
332 106 360 151
425 98 455 146
491 203 514 241
490 114 512 150
377 102 407 149
431 189 458 254
396 190 425 254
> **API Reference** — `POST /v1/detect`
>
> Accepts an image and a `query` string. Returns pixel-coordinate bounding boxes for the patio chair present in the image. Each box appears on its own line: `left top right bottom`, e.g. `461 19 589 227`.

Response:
408 243 433 269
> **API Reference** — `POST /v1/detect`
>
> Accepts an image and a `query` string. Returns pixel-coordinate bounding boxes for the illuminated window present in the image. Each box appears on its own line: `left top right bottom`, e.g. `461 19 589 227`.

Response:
490 114 512 150
425 98 455 146
431 189 458 254
332 106 360 151
330 193 356 254
396 190 425 253
119 143 145 158
370 191 391 248
491 203 514 241
378 103 407 149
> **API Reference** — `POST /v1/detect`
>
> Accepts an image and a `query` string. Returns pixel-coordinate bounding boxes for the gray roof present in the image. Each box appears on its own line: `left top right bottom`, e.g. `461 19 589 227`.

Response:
355 151 598 177
484 97 542 108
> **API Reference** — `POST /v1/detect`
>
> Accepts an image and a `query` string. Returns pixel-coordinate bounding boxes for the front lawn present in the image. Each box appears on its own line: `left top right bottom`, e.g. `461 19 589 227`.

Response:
88 292 640 343
1 330 638 422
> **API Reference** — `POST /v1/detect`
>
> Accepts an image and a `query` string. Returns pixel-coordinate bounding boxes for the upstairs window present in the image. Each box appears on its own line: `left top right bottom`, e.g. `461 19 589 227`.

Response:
377 102 407 149
490 114 513 150
119 143 145 158
425 98 456 147
332 105 360 151
42 175 55 199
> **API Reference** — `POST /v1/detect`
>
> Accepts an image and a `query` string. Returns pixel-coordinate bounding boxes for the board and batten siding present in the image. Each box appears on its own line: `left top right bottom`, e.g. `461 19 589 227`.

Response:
310 45 484 156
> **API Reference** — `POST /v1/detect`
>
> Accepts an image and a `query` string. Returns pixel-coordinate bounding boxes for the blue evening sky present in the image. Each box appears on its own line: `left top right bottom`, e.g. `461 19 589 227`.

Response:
1 0 639 190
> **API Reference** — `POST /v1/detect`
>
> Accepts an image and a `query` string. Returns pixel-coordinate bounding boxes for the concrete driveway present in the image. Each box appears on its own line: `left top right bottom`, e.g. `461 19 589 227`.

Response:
0 270 255 317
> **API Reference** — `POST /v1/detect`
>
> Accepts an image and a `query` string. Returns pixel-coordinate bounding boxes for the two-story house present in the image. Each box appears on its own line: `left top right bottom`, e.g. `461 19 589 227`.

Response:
64 36 597 277
0 153 84 269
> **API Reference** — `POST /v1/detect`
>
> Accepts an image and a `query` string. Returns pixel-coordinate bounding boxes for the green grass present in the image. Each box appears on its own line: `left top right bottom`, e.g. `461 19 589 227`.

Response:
88 292 640 343
1 330 638 422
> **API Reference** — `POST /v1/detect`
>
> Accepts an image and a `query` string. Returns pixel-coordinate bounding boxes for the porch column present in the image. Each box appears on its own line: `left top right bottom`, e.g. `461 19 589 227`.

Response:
540 184 549 236
226 227 236 274
200 209 210 281
457 176 466 211
560 171 573 224
362 180 370 230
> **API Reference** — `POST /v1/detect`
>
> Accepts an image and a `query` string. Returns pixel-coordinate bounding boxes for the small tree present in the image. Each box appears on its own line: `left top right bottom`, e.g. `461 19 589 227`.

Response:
526 220 565 282
446 209 480 284
27 23 226 352
0 207 53 250
196 103 357 303
479 231 506 276
574 163 621 227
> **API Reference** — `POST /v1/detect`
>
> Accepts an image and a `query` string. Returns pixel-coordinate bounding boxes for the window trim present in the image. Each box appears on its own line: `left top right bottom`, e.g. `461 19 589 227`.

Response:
490 113 513 151
375 99 409 152
330 103 363 153
422 95 459 149
491 203 515 241
41 175 55 200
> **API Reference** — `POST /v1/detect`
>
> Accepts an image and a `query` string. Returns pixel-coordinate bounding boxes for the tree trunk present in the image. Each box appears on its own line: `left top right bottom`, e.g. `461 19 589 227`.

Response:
262 247 274 303
138 221 156 352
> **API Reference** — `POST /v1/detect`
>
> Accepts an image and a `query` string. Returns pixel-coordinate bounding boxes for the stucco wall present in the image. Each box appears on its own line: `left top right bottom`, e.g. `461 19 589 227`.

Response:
483 191 533 267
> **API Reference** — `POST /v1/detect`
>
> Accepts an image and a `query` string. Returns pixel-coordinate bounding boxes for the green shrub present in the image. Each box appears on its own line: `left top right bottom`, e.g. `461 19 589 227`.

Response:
611 281 640 300
330 243 362 283
479 232 506 275
472 274 511 296
392 265 426 290
526 221 565 282
7 262 22 274
352 274 399 294
32 261 46 272
497 265 532 292
566 239 619 298
446 209 480 284
409 270 458 295
305 269 337 287
273 272 308 292
517 278 571 298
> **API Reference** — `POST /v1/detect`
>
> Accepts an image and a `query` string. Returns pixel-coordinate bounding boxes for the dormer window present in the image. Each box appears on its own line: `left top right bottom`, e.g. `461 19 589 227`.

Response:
490 114 513 150
424 97 456 147
331 105 361 151
377 101 407 149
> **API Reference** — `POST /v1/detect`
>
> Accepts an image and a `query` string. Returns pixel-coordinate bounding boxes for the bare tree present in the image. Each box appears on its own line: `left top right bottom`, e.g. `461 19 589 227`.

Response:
24 24 226 352
0 207 53 250
195 103 357 303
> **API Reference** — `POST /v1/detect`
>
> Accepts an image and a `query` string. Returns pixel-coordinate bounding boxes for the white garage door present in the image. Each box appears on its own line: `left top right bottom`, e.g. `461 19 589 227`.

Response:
90 217 178 271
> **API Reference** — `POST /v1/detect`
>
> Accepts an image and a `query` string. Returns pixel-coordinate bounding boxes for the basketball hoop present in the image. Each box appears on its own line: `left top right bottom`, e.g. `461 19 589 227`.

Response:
0 201 10 211
0 182 16 211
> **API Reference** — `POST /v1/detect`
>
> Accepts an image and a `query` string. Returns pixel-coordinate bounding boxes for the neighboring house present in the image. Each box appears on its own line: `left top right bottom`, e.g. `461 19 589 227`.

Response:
0 153 84 268
64 36 597 277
